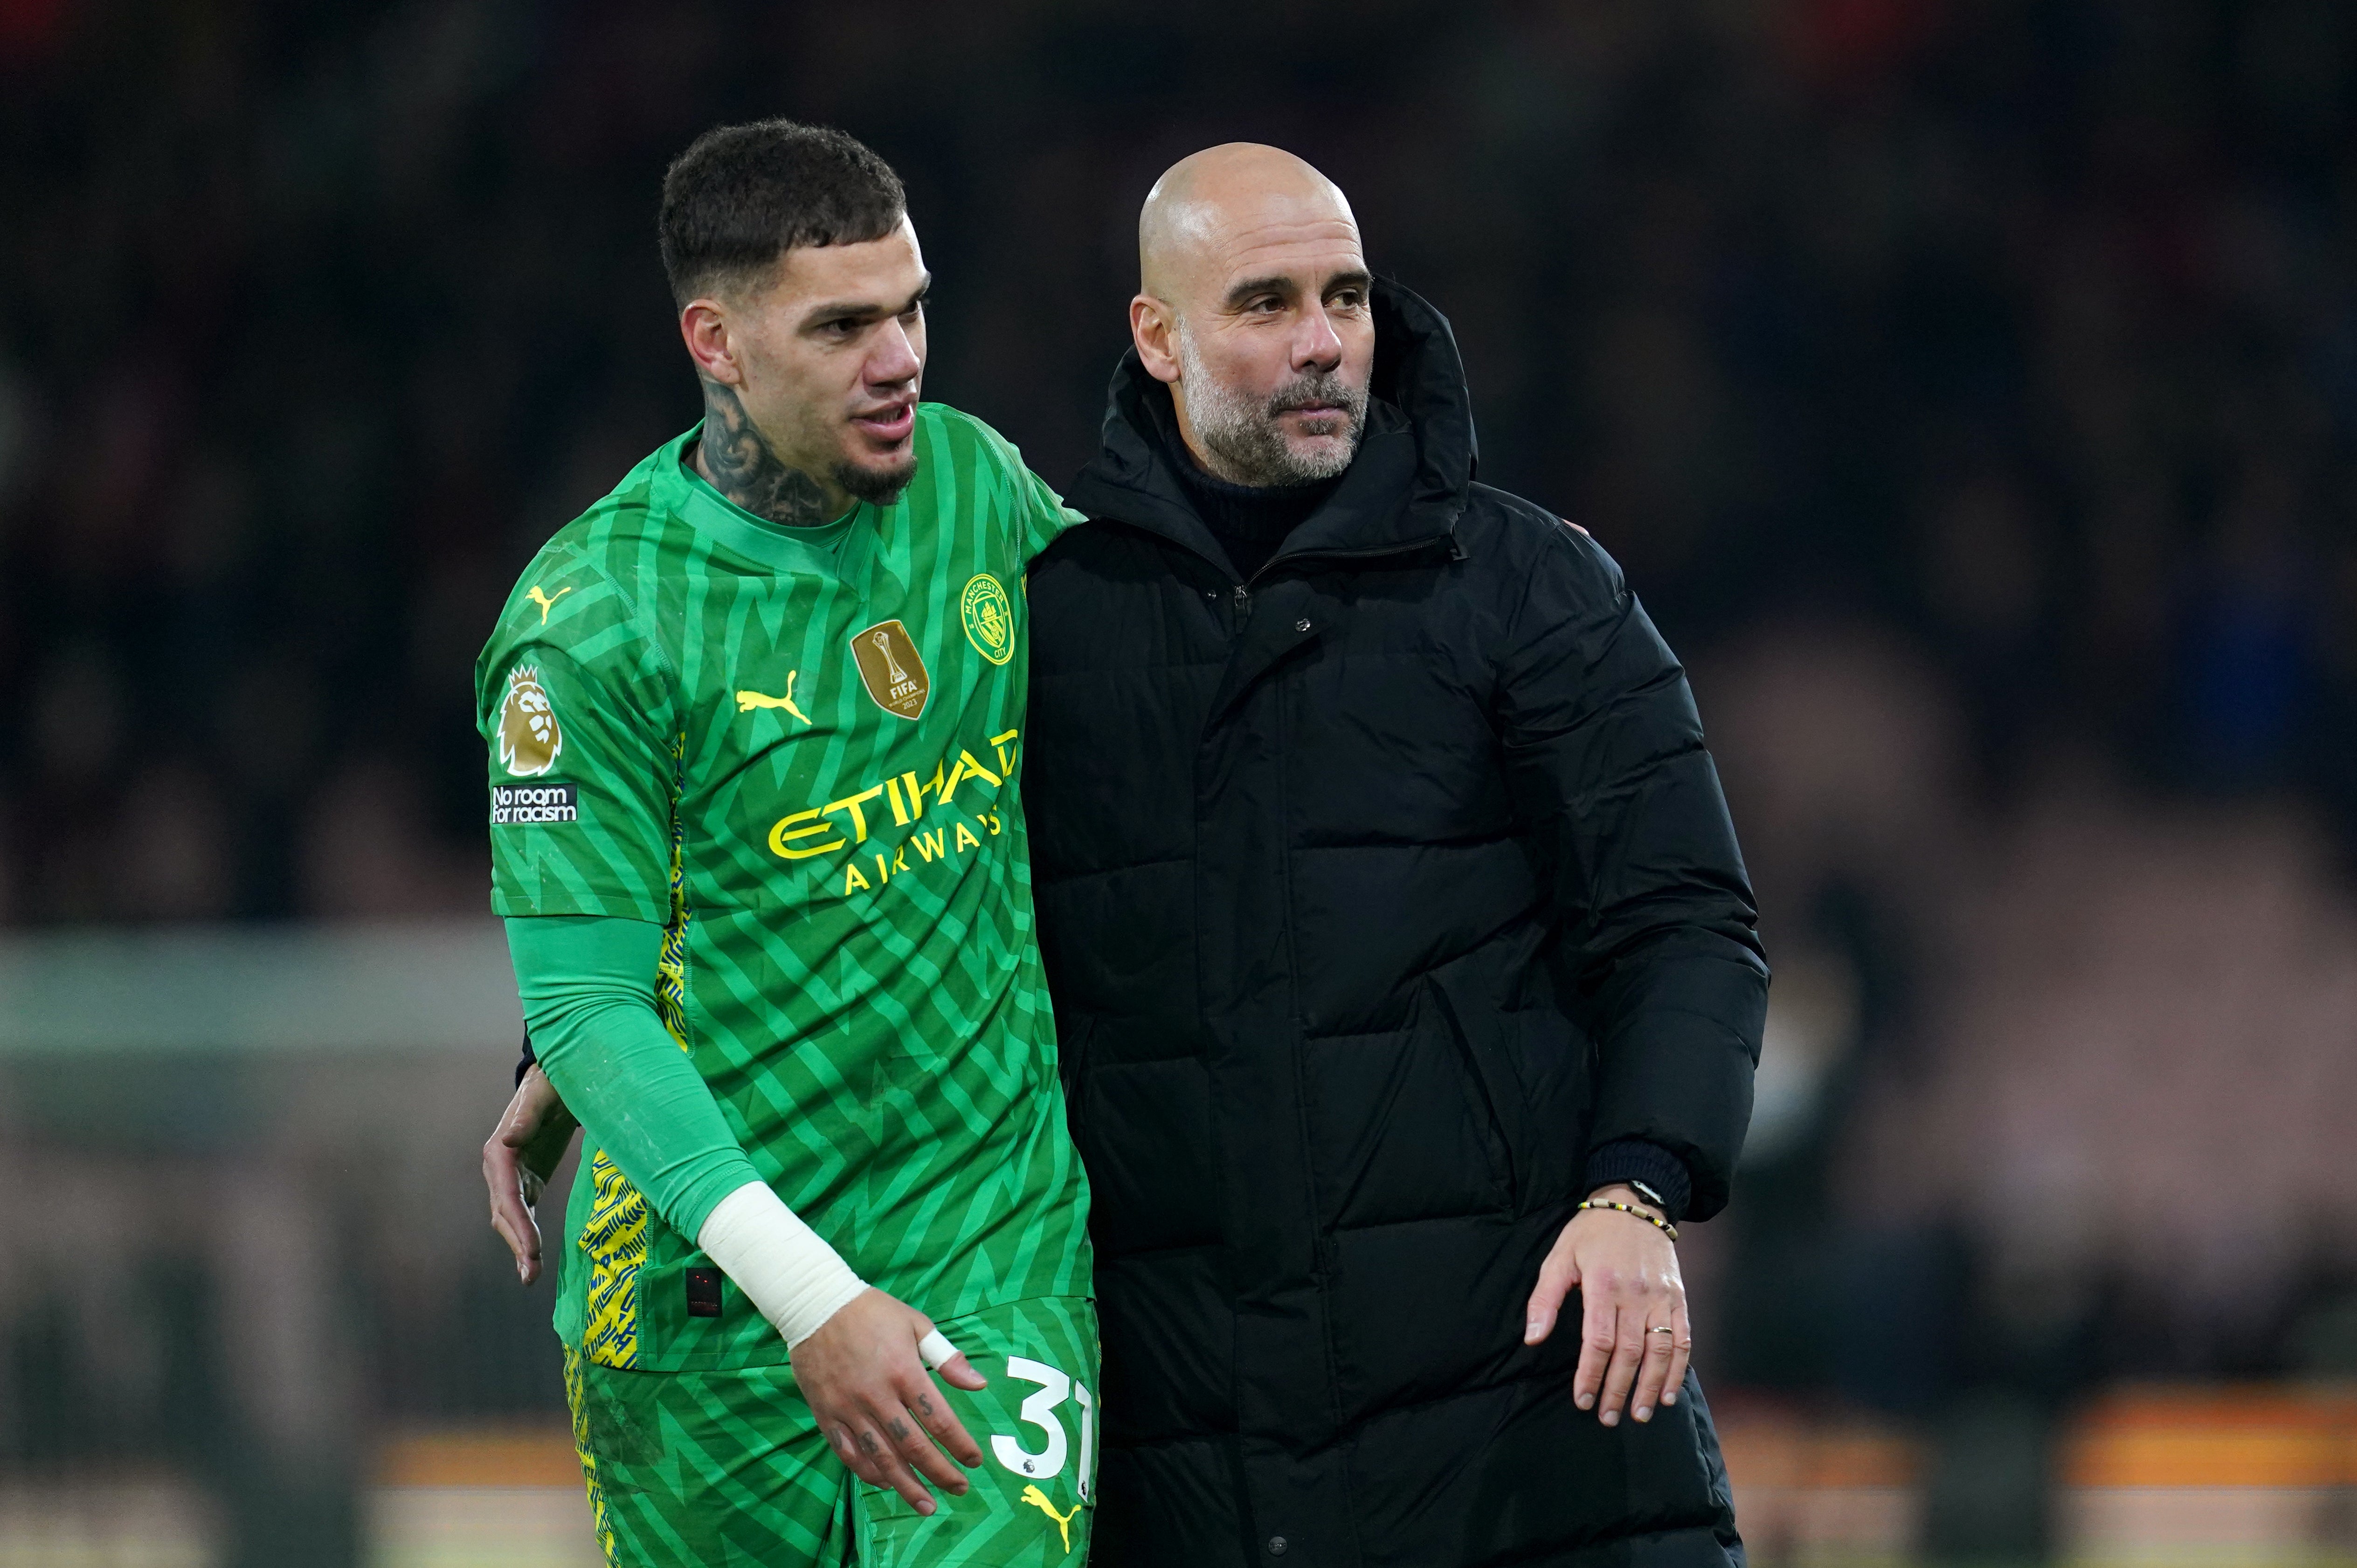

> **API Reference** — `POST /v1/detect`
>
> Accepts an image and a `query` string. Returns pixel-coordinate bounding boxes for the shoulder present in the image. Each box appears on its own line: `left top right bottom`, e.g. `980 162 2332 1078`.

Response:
916 401 1010 471
477 474 678 706
1454 482 1630 611
917 400 1010 456
916 401 1040 491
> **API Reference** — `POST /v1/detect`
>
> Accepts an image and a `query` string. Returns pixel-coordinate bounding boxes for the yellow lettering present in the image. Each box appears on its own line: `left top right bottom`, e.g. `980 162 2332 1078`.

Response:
902 764 944 818
892 845 909 872
991 728 1020 778
885 774 910 826
823 785 885 843
957 749 1002 789
986 812 1003 835
941 755 970 802
843 862 873 895
912 829 947 863
768 808 844 860
954 821 981 853
873 853 891 884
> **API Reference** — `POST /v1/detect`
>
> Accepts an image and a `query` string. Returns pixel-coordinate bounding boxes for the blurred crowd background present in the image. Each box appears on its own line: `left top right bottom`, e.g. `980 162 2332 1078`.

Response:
4 0 2356 1563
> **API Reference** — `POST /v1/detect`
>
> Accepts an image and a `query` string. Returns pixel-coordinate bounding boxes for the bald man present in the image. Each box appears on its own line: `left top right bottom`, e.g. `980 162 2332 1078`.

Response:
1022 145 1766 1564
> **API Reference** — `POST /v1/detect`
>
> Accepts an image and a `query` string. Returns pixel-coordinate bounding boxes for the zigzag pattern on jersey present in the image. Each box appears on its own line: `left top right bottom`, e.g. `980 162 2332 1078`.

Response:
580 1149 647 1369
657 796 691 1050
561 1348 619 1565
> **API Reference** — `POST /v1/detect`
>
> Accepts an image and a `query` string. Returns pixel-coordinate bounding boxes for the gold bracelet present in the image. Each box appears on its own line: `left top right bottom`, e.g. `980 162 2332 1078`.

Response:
1576 1199 1679 1242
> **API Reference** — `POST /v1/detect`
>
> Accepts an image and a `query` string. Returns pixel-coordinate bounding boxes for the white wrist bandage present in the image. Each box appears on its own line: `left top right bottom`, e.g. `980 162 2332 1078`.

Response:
695 1181 869 1348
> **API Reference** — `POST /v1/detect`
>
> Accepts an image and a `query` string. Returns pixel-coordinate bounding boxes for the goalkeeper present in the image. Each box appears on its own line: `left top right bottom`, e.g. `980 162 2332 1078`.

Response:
477 121 1095 1567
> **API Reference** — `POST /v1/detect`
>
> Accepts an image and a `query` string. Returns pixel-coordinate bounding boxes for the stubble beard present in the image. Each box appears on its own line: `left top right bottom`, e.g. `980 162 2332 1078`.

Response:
1176 324 1368 488
836 450 917 508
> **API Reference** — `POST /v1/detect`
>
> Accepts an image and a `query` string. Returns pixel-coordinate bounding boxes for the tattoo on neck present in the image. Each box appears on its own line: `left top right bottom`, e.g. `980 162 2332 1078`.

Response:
694 378 839 526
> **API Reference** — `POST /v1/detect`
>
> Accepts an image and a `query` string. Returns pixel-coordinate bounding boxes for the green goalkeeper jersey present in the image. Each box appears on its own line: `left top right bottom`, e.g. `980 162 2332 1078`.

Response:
477 405 1091 1373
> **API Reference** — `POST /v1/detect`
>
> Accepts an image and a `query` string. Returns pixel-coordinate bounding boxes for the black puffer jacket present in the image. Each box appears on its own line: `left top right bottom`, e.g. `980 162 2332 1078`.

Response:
1024 282 1767 1568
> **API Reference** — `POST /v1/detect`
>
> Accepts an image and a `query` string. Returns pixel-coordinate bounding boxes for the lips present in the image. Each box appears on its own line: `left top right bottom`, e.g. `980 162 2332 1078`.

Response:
853 400 916 443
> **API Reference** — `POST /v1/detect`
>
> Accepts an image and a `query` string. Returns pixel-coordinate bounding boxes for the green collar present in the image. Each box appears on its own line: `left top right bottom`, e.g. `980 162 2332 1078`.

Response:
657 422 876 581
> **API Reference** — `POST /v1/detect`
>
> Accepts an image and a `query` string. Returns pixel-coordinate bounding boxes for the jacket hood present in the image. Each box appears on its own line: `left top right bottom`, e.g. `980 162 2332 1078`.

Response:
1066 277 1480 573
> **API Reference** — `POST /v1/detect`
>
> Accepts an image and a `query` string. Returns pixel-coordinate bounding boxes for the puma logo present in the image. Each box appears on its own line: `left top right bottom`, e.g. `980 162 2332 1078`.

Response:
734 671 811 725
1018 1486 1080 1554
525 585 573 622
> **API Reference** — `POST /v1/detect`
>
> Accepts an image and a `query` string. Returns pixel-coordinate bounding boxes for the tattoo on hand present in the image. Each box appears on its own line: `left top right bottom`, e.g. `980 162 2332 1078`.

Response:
918 1395 936 1418
696 377 838 526
857 1430 881 1456
888 1417 912 1442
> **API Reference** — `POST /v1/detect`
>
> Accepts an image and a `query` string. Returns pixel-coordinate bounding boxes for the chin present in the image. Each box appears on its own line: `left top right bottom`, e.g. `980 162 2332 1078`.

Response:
836 450 919 508
1285 437 1356 481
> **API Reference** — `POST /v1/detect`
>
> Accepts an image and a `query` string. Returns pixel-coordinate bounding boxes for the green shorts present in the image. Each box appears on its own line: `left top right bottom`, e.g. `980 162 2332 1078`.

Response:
565 1296 1098 1568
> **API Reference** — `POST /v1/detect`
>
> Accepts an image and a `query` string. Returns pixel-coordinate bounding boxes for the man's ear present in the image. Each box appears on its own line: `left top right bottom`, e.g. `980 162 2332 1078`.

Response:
680 298 741 385
1130 295 1182 387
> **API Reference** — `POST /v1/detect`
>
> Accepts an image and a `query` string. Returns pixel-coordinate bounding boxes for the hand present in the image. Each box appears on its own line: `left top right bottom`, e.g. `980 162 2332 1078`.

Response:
1522 1184 1692 1428
483 1065 580 1285
792 1288 989 1514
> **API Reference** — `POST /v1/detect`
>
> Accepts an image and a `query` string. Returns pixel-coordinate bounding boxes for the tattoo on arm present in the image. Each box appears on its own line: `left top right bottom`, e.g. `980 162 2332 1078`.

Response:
696 377 838 526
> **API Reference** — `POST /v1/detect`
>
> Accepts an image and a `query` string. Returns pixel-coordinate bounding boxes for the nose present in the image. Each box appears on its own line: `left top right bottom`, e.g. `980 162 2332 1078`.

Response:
1293 303 1343 373
869 318 922 387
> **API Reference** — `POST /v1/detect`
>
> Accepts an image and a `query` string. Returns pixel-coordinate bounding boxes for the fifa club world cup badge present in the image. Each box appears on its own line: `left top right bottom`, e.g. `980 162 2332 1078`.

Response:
960 573 1016 666
850 619 930 720
498 664 564 776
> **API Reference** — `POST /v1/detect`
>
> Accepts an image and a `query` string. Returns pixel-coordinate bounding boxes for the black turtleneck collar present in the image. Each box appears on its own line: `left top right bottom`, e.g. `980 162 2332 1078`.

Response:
1159 414 1340 584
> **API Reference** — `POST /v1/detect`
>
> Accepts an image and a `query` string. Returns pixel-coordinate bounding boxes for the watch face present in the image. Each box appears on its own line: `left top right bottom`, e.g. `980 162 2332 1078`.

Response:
1629 1180 1666 1208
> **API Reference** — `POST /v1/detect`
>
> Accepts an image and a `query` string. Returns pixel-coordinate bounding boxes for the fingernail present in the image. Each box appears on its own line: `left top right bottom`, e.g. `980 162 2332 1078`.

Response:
1524 1321 1542 1343
1634 1406 1652 1422
1576 1394 1594 1410
917 1501 934 1516
1662 1392 1678 1407
1600 1410 1619 1427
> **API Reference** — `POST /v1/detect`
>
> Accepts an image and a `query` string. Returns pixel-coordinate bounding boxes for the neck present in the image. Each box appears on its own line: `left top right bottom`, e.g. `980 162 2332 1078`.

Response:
691 377 847 527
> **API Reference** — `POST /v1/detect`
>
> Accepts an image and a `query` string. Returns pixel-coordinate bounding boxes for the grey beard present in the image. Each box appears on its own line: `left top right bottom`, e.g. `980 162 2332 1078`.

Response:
1177 331 1367 487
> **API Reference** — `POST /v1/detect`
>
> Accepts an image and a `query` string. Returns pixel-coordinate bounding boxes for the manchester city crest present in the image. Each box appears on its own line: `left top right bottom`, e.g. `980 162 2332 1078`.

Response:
960 573 1015 666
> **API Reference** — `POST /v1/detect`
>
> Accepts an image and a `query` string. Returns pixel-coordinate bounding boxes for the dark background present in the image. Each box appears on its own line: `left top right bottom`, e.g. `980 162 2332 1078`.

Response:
7 0 2353 925
4 1 2357 1563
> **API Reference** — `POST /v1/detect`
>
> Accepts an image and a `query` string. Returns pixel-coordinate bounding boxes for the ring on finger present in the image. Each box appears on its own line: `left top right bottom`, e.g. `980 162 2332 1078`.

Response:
1647 1326 1675 1336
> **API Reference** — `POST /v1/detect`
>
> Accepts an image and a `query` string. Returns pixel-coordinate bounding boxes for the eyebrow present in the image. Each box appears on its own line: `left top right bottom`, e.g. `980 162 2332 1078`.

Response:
1223 268 1375 310
802 276 932 328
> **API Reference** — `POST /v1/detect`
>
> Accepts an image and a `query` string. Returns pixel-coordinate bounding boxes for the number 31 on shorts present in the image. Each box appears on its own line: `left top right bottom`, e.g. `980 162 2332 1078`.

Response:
989 1357 1095 1499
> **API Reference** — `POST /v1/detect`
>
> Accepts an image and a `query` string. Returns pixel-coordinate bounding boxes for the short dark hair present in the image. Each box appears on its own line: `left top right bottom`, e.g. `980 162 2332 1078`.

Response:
658 120 906 304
